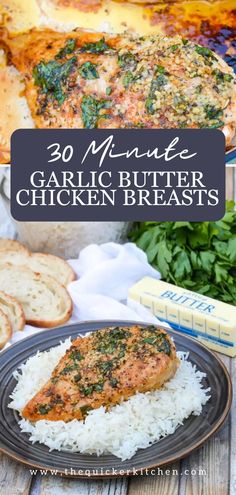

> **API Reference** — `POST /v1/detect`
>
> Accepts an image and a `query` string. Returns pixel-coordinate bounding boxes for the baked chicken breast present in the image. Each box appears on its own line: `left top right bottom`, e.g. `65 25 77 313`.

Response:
22 325 179 422
1 28 235 153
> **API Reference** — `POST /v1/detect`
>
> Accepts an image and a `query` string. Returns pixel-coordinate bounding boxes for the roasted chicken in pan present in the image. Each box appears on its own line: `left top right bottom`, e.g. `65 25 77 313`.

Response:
1 28 235 148
22 325 179 422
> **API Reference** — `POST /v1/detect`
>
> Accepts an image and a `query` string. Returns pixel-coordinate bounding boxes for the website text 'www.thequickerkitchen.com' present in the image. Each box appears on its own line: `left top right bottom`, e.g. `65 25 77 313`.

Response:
28 467 207 477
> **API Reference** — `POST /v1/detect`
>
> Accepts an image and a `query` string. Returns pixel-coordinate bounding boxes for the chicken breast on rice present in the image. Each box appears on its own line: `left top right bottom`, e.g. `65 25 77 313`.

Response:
22 325 179 422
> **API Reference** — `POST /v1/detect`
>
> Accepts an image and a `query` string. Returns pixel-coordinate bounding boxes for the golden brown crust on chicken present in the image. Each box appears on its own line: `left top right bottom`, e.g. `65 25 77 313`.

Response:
22 325 179 422
1 27 235 148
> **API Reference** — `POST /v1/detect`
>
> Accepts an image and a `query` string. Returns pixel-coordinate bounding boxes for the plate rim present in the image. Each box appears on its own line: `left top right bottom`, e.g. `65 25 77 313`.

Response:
0 320 233 478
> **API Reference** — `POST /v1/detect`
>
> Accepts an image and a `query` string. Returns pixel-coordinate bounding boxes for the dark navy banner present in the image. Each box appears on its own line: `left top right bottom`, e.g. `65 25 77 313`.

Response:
11 128 225 222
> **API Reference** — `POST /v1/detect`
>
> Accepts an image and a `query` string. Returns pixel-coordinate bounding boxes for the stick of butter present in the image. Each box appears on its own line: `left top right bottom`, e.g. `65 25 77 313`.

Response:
129 277 236 357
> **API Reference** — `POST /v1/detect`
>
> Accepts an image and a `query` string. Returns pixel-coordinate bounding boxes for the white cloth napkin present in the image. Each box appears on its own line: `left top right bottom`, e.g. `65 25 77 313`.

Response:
68 242 159 301
0 169 15 239
7 242 162 346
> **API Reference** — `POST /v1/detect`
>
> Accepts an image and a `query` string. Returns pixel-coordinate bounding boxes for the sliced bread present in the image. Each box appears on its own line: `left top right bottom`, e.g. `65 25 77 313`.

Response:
0 264 73 328
0 239 29 254
0 308 12 348
28 253 75 286
0 290 25 332
0 239 75 286
0 239 30 263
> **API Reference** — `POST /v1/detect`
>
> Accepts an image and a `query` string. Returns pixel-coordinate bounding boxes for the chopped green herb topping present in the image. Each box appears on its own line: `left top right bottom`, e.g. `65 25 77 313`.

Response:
81 95 111 128
38 404 52 415
195 45 217 64
142 328 171 355
79 61 99 79
74 373 82 383
70 349 83 361
204 105 223 119
204 120 225 129
60 363 79 375
155 64 166 74
98 360 114 374
122 66 144 88
96 327 130 355
142 336 157 344
106 86 112 95
145 73 168 114
118 343 126 358
33 56 77 105
56 38 76 59
145 98 154 114
80 382 104 396
123 71 136 88
169 44 179 52
109 327 131 340
213 69 234 84
110 377 119 388
80 37 114 54
80 385 93 396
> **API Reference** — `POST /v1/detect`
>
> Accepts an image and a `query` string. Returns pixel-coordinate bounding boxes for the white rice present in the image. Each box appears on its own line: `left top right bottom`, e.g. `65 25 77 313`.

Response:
9 338 211 461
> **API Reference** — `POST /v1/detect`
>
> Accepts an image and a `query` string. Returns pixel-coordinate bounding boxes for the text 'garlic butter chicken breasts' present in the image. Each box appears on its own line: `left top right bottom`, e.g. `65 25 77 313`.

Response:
22 325 179 422
1 28 236 146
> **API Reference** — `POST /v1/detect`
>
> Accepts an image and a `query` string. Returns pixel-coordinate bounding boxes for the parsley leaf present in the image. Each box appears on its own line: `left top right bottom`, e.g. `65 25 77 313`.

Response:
81 95 111 128
129 201 236 304
79 61 99 79
56 39 76 59
80 38 114 54
33 56 77 105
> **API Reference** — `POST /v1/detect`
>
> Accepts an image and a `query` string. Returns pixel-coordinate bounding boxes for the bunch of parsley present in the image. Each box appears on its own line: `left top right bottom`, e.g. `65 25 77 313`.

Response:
129 201 236 304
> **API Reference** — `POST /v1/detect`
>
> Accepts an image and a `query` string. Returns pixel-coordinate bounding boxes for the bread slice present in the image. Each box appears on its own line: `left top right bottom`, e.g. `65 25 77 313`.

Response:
0 290 25 332
0 239 30 263
28 253 75 286
0 308 12 348
0 239 75 286
0 239 29 253
0 238 29 255
0 264 73 328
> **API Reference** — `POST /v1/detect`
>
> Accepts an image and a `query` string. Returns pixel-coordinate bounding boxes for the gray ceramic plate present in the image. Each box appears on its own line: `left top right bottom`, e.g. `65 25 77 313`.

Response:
0 321 232 478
